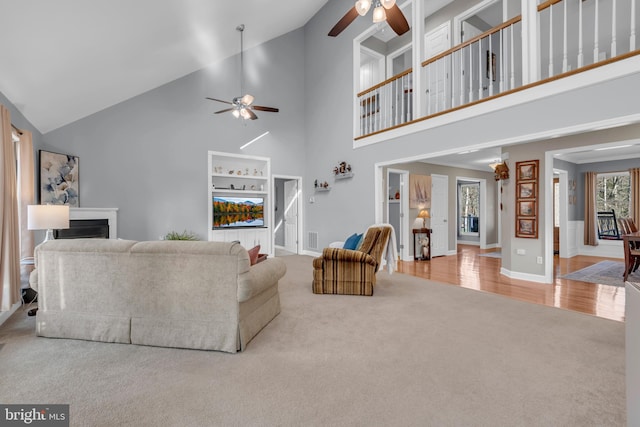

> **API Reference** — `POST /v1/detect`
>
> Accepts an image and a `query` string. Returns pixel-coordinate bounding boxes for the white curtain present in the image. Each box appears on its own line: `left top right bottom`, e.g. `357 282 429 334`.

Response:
0 105 20 311
18 130 35 288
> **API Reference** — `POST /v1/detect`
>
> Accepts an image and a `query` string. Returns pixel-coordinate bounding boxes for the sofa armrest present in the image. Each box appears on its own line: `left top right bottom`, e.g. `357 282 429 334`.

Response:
321 248 376 266
237 257 287 302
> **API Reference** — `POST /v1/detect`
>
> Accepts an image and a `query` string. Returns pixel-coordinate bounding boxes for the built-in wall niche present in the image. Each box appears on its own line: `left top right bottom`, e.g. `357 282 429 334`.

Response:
208 151 272 255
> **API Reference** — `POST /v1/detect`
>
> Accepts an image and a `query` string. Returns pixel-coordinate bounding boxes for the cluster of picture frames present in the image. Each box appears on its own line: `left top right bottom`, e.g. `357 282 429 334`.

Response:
515 159 539 239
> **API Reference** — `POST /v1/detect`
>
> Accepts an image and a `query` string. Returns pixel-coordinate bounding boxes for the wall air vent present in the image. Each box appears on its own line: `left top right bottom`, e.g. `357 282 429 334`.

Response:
308 231 319 250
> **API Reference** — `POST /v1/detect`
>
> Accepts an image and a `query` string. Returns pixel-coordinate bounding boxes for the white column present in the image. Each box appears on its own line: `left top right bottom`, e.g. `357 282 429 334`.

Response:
521 0 539 84
631 0 637 51
412 0 424 119
562 0 568 72
578 0 584 67
611 0 617 57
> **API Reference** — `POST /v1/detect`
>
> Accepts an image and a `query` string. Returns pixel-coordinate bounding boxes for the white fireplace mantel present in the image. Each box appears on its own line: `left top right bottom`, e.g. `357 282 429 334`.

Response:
70 208 118 239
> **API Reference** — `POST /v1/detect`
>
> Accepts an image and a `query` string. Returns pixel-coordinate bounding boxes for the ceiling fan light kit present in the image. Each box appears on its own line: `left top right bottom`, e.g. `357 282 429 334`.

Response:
328 0 409 37
355 0 371 16
372 4 386 23
206 24 279 120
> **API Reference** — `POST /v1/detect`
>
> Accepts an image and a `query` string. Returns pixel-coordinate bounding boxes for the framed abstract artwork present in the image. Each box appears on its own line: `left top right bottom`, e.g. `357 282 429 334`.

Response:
409 174 431 208
39 150 80 207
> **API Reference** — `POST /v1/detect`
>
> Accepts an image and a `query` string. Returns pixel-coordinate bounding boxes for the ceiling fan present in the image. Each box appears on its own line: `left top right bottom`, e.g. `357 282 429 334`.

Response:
328 0 410 37
207 24 279 120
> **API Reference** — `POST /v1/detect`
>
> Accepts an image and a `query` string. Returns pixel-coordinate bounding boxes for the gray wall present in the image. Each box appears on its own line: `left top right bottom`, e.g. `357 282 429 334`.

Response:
304 0 640 260
552 158 579 221
384 162 498 251
12 0 639 281
42 29 307 241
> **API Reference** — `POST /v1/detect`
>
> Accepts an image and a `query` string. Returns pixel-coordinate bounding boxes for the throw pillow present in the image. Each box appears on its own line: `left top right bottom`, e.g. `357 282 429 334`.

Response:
247 245 261 265
343 233 360 250
354 233 364 250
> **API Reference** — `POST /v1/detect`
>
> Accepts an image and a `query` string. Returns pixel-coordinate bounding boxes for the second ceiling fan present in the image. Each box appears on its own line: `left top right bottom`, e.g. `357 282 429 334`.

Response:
207 24 279 120
328 0 410 37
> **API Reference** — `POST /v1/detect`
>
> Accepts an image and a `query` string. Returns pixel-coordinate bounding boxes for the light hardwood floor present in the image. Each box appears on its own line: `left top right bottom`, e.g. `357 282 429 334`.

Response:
397 245 626 322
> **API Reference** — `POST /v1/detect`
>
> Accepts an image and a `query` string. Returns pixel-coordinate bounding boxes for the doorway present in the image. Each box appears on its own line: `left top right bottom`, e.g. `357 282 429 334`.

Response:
386 169 410 261
273 176 303 255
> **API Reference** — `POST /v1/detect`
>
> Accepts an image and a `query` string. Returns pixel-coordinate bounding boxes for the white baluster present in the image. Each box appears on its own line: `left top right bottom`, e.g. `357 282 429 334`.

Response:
578 0 584 67
549 3 555 77
489 34 494 96
401 76 405 124
468 45 473 102
459 49 465 106
563 0 568 72
611 0 617 57
478 40 483 100
499 28 504 93
594 0 600 63
510 24 515 90
631 0 637 51
451 51 457 108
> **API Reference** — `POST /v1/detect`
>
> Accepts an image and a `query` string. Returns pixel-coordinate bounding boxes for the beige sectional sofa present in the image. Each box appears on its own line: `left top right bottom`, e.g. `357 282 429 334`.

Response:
30 239 286 353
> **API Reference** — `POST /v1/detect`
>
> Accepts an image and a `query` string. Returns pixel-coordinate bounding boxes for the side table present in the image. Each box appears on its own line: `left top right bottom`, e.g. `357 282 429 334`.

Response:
413 228 432 261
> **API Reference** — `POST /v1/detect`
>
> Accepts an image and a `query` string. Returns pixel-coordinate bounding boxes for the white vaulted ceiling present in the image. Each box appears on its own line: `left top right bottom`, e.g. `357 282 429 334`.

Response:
0 0 329 133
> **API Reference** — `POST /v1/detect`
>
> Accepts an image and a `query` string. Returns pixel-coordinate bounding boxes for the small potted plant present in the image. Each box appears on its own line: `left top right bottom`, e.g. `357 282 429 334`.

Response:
163 230 199 241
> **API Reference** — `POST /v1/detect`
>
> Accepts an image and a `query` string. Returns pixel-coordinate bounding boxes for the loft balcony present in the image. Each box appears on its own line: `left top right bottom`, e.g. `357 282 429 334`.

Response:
354 0 640 145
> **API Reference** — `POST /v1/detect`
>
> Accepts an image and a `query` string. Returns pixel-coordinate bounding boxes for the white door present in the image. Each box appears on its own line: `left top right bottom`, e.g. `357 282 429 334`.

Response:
430 174 449 257
284 179 299 253
424 22 451 114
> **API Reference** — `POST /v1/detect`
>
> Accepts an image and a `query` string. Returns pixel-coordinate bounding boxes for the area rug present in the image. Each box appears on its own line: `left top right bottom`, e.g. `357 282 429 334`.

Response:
560 260 632 287
479 251 501 258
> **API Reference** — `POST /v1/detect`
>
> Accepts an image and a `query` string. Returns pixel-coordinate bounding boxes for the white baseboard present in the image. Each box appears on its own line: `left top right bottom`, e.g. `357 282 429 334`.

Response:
0 301 22 327
500 267 550 284
302 250 321 257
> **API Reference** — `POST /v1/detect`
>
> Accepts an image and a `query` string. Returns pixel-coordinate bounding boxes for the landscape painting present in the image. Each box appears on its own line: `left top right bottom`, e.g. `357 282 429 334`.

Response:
213 196 264 228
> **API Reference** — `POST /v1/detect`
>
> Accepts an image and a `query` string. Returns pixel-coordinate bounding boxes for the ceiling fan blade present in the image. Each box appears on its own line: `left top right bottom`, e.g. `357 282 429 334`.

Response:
246 108 258 120
253 105 279 113
386 4 410 36
206 97 232 105
328 7 359 37
214 108 234 114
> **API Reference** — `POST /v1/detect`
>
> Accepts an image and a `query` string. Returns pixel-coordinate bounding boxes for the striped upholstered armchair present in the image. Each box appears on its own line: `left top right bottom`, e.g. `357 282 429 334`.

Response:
312 225 392 296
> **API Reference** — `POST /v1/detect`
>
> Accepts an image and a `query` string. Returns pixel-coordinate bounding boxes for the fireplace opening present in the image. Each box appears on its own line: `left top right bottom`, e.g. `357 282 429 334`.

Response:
54 219 109 239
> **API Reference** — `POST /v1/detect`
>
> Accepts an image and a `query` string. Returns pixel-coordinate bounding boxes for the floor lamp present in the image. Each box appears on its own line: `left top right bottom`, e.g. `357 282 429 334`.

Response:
27 205 70 243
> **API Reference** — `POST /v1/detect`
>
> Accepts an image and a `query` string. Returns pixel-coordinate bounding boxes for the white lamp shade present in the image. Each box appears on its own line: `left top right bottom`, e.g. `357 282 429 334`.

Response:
372 5 386 23
355 0 371 16
27 205 70 230
381 0 396 9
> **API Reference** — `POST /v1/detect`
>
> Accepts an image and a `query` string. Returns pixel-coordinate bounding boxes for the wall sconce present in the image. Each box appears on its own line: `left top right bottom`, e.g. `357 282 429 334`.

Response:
489 161 509 181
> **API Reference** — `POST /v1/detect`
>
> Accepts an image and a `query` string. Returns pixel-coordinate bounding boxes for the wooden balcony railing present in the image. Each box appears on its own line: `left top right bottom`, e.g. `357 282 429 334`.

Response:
355 0 639 140
357 68 414 137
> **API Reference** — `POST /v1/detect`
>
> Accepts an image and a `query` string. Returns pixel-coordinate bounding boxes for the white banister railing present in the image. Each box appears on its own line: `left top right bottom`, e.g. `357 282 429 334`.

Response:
421 16 523 118
354 0 639 139
357 69 413 137
538 0 638 79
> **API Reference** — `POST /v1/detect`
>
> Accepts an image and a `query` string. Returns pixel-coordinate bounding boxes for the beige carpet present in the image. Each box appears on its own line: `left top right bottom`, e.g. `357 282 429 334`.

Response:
0 255 625 426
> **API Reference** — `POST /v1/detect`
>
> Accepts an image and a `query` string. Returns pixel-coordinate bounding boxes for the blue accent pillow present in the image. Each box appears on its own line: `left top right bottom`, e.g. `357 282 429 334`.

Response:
343 233 363 250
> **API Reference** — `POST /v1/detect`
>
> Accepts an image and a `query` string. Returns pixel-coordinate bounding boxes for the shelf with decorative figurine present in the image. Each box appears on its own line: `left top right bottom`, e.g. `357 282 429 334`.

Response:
314 179 331 192
333 161 353 180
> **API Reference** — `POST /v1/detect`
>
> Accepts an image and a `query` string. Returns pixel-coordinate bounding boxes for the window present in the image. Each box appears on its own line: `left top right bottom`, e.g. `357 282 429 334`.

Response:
458 182 479 235
596 172 630 218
